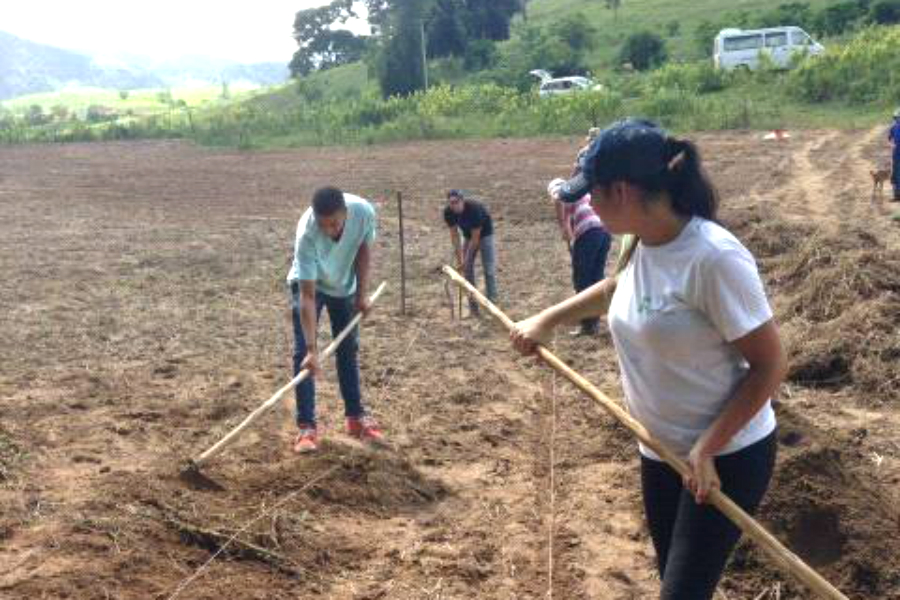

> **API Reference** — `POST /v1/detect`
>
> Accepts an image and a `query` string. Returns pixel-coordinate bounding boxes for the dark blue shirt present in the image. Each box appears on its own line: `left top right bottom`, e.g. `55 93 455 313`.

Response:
889 122 900 156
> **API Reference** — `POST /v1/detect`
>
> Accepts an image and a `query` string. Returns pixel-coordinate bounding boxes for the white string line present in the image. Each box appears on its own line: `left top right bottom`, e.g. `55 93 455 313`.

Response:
372 318 426 411
167 315 425 600
165 465 339 600
547 334 559 600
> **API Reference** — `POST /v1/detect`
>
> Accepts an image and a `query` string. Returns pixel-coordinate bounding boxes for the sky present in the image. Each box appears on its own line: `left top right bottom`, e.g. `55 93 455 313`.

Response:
2 1 369 64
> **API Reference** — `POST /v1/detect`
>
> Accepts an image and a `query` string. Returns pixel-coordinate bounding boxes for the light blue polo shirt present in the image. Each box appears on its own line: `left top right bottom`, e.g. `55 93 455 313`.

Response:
286 194 377 297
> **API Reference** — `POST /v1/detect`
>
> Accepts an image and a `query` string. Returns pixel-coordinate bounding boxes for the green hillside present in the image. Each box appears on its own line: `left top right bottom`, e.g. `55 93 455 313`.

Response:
4 1 898 148
283 0 841 101
524 0 837 65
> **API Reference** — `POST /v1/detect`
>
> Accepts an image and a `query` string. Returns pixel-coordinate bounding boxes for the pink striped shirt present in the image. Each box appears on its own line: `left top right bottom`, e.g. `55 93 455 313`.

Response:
565 194 604 240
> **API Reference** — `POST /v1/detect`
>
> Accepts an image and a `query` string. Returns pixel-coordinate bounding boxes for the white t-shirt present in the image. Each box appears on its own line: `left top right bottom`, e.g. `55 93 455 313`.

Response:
608 217 776 460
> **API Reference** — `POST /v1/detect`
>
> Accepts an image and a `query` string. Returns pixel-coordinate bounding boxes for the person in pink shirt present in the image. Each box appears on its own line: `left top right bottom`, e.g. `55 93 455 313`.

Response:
549 178 612 336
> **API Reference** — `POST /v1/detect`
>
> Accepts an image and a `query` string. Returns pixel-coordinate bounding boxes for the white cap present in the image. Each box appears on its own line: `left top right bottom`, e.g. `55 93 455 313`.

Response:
547 178 567 198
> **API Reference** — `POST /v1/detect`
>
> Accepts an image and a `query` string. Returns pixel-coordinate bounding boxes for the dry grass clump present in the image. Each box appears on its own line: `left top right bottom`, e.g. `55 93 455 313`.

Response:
727 212 900 405
0 427 22 482
723 205 815 261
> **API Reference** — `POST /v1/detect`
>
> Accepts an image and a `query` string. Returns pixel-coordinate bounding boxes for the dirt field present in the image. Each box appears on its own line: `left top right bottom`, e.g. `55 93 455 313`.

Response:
1 129 899 600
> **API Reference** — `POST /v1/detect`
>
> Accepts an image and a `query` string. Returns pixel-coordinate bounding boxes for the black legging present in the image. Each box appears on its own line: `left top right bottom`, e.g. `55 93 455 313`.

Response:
641 431 777 600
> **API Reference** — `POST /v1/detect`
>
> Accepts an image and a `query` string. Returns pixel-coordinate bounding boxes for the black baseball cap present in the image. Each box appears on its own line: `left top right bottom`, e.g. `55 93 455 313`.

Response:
558 118 670 203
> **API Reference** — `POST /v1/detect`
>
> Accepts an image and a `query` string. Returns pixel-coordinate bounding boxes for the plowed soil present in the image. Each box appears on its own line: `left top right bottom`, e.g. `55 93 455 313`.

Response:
1 130 899 599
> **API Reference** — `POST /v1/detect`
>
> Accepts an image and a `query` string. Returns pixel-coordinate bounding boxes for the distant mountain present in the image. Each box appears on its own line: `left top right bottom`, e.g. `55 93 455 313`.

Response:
0 30 162 100
150 56 289 87
0 31 290 101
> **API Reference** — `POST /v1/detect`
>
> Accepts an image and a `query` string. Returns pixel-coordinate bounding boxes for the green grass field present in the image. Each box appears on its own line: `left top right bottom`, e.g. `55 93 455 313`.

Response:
0 83 261 116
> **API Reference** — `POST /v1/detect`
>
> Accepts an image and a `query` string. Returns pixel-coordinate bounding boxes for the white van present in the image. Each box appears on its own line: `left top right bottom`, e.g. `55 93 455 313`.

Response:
713 26 824 71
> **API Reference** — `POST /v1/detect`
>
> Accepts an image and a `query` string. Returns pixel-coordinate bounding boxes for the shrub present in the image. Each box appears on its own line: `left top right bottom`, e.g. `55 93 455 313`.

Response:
787 25 900 103
870 0 900 23
646 62 729 94
618 32 668 71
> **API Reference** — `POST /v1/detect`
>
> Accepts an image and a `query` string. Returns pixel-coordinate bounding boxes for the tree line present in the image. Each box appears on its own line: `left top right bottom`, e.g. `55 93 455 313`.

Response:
290 0 524 96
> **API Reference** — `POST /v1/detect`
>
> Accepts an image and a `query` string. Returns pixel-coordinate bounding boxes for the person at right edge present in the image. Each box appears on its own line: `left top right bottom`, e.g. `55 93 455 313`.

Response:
511 118 788 599
888 107 900 202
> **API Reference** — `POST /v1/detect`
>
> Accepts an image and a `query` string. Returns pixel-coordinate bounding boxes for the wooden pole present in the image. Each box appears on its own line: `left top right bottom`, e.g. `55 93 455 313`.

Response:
442 266 850 600
397 191 407 315
190 282 388 468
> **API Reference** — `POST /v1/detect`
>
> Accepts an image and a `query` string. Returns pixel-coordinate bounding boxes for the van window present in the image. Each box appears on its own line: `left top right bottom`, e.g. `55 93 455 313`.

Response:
765 32 788 47
791 31 811 45
723 34 763 52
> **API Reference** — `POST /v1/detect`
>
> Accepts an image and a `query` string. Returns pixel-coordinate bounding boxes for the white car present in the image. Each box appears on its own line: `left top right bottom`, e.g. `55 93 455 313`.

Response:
530 70 604 97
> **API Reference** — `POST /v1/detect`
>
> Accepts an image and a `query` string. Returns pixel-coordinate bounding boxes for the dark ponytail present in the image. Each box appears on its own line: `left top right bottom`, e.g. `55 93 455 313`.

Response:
663 138 719 222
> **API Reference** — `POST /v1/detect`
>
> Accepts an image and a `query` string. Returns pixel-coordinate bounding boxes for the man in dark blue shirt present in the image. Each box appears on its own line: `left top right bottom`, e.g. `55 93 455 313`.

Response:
888 109 900 201
444 190 497 315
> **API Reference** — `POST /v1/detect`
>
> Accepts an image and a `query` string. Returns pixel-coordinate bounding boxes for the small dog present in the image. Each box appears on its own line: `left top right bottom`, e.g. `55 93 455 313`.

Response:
871 167 891 201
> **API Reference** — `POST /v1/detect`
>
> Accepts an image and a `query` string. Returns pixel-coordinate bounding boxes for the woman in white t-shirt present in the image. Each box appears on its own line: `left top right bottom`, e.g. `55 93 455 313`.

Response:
512 118 787 599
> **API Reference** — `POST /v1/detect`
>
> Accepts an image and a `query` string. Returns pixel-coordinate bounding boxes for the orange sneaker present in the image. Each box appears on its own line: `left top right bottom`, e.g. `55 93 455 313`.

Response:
346 416 385 445
293 426 318 453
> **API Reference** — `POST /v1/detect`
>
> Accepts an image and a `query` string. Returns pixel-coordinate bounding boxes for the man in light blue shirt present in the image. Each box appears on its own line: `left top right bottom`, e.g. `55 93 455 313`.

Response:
287 186 382 453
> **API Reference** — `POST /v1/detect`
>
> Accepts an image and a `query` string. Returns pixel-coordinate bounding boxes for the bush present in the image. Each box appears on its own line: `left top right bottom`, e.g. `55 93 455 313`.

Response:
787 25 900 103
618 32 668 71
870 0 900 23
646 62 730 94
812 1 867 35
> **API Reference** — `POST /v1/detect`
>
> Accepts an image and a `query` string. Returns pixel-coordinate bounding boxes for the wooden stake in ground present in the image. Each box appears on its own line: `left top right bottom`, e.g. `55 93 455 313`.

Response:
397 191 407 315
188 281 387 470
442 266 850 600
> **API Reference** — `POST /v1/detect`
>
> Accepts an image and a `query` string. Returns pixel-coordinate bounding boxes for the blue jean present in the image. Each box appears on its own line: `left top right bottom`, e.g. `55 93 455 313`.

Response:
464 234 497 311
290 282 363 427
572 228 611 331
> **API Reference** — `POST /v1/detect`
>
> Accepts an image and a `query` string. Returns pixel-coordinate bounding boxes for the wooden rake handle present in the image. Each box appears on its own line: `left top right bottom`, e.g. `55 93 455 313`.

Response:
442 266 849 600
191 281 388 468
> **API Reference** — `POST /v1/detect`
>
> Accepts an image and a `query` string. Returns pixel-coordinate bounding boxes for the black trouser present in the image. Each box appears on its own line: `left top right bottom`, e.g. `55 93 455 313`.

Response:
640 431 777 600
571 228 611 332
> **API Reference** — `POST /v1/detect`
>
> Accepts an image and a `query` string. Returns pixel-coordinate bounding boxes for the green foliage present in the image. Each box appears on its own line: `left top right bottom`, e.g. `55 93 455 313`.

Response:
86 105 119 123
666 21 681 37
463 39 498 70
870 0 900 23
619 31 668 70
376 0 429 97
480 15 598 90
156 89 174 106
787 24 900 102
427 0 468 58
549 13 597 53
813 1 867 34
290 0 357 77
119 90 130 101
646 61 730 94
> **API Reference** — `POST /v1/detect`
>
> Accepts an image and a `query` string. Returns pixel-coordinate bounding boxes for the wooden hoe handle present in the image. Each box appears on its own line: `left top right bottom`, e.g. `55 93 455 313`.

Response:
442 266 849 600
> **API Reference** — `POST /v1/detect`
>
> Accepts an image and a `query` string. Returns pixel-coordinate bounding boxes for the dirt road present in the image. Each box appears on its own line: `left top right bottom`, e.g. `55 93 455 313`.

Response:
1 130 898 599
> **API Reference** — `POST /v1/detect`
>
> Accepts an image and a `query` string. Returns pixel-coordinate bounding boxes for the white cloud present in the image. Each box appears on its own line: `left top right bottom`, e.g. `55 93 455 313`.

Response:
2 0 368 63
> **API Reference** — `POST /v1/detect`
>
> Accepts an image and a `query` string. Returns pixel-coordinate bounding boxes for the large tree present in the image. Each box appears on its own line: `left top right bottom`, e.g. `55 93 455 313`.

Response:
290 0 359 77
463 0 520 41
376 0 431 97
426 0 467 58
